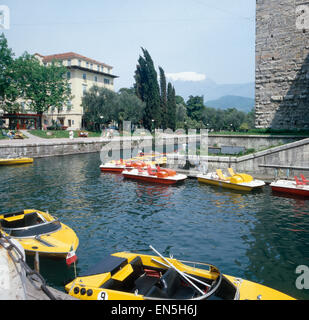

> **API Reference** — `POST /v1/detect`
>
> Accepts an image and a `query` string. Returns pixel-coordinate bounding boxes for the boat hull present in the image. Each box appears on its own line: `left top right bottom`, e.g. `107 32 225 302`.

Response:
0 158 34 165
270 180 309 197
100 166 124 173
197 176 262 192
122 172 187 185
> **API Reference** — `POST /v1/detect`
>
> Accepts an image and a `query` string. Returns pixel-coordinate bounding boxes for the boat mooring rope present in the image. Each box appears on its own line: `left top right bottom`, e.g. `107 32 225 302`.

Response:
0 231 57 300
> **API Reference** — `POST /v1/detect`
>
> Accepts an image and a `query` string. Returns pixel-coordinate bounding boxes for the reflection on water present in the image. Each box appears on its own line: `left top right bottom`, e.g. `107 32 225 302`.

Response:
0 153 309 299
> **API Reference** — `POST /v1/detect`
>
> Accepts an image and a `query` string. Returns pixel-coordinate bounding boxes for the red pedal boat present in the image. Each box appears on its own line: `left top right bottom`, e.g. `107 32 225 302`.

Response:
270 175 309 197
122 166 187 185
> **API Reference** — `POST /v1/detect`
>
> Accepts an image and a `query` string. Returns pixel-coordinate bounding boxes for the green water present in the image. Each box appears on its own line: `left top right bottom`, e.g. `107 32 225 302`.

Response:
0 152 309 299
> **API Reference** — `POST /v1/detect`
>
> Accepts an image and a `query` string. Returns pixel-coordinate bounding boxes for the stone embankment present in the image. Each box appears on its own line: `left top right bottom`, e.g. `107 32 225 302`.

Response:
1 131 308 180
168 137 309 181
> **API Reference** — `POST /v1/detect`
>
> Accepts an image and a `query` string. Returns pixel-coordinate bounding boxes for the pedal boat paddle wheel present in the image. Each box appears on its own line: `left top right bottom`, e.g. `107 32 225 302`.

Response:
0 209 79 260
197 168 265 192
65 246 295 300
122 166 187 185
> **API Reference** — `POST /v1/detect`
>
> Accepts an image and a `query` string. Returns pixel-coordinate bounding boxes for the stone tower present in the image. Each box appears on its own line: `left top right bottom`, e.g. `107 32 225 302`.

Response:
255 0 309 129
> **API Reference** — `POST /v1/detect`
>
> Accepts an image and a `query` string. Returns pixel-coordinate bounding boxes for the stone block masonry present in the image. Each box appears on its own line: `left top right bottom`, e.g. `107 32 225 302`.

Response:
255 0 309 129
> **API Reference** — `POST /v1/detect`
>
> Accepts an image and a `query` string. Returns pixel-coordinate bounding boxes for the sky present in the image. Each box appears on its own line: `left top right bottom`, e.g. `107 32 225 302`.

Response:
1 0 256 91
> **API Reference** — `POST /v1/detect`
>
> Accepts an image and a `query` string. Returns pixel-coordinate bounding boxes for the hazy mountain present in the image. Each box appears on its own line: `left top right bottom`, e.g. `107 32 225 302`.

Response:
169 78 255 102
205 95 255 113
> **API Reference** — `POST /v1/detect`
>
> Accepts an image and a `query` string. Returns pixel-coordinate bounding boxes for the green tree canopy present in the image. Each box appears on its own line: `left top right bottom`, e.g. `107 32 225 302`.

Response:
159 66 167 130
0 33 19 113
82 86 145 132
113 90 145 130
14 53 72 116
186 95 205 122
134 48 161 131
166 82 177 131
82 86 117 131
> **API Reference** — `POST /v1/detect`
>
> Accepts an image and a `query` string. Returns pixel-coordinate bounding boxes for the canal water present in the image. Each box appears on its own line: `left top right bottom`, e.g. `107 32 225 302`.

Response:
0 152 309 300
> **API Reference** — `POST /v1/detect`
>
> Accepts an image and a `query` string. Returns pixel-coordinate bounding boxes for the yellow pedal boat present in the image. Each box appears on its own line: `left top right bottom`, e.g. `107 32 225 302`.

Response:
0 157 34 165
197 168 265 192
0 209 79 259
65 246 294 300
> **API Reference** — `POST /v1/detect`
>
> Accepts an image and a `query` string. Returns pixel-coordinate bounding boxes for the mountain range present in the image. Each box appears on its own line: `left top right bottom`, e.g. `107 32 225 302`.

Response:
205 95 254 113
169 78 255 113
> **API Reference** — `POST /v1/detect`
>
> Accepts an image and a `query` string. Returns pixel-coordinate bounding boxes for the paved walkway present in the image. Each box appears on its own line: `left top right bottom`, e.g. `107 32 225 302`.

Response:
0 130 194 146
0 130 105 146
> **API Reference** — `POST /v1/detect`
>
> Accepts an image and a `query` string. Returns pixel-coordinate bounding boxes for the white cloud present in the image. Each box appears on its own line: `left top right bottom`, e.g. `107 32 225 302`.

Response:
166 72 206 82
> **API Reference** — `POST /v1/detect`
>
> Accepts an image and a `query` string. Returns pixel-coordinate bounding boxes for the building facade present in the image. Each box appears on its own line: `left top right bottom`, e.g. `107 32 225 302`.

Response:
35 52 118 130
255 0 309 129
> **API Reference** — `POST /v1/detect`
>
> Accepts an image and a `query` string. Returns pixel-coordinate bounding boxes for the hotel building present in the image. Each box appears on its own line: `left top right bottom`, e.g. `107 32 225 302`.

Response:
35 52 118 130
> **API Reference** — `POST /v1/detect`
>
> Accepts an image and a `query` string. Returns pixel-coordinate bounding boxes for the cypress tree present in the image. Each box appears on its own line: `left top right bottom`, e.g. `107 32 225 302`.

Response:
134 48 161 131
159 66 167 130
167 82 177 131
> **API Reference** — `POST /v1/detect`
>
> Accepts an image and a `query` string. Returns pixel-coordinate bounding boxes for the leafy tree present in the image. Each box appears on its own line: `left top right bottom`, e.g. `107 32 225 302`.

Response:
82 86 117 131
176 102 187 123
186 95 205 122
134 48 161 131
113 90 145 130
12 53 72 128
222 108 246 131
82 86 145 132
245 109 255 129
0 33 20 113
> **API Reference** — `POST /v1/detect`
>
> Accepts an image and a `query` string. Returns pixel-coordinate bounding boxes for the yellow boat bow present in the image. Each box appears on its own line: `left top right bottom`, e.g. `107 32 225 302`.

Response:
0 209 79 258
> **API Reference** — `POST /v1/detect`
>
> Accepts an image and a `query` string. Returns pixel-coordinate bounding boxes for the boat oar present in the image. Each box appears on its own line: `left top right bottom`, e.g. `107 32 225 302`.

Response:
149 245 205 296
151 257 211 288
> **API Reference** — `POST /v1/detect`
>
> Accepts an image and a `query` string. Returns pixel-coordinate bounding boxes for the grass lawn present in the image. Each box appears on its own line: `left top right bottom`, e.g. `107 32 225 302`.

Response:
0 130 29 139
29 130 102 139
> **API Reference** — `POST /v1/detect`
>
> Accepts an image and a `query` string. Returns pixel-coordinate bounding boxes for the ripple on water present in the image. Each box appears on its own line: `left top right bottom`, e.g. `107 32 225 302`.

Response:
1 153 309 299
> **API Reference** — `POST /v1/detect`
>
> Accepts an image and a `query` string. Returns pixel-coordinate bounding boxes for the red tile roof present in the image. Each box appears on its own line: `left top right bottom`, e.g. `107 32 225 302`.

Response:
35 52 113 69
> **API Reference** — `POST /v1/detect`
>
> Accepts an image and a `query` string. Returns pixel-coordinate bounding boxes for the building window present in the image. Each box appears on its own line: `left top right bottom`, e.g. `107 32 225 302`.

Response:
83 73 87 81
86 62 89 68
104 78 110 85
78 60 81 67
82 84 87 95
94 76 98 82
68 59 71 66
97 65 100 71
101 66 104 72
90 64 93 70
67 71 71 79
67 100 72 110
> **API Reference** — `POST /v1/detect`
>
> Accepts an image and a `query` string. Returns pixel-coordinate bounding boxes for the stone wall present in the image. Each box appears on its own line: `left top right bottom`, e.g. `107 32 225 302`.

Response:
168 137 309 180
255 0 309 129
207 134 305 151
0 135 200 159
